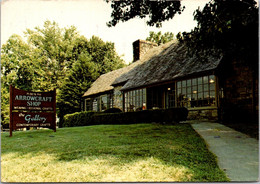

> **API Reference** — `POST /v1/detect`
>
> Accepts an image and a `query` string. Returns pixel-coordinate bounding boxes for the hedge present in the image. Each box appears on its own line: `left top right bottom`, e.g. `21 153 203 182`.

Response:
63 108 188 127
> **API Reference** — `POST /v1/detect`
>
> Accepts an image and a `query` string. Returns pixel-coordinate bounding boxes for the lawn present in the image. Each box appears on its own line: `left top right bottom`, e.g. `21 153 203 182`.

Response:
1 123 229 182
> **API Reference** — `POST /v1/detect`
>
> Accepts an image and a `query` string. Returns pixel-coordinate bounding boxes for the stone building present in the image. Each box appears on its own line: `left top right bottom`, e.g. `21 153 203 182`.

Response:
82 39 258 123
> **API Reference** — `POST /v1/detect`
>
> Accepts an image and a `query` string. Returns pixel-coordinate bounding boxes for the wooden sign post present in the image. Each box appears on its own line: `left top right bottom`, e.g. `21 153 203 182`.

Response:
9 86 56 137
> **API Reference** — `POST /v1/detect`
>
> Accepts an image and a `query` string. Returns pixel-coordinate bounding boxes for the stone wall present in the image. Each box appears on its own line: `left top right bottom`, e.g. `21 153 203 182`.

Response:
219 59 258 123
187 107 218 121
113 86 123 110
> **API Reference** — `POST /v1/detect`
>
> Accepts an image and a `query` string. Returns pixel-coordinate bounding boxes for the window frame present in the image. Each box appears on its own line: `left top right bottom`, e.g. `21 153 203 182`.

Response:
177 75 216 108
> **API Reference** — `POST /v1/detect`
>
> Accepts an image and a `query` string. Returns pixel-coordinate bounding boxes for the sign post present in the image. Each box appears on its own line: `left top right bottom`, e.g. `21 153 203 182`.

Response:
9 86 56 136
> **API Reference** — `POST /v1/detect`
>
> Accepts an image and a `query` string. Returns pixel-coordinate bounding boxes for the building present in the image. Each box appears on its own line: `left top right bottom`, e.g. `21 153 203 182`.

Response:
82 39 258 122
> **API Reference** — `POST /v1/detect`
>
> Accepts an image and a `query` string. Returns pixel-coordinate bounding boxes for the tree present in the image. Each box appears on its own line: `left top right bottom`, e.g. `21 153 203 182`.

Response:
177 0 258 69
106 0 258 68
57 53 99 126
1 21 126 127
57 36 125 127
146 31 174 45
105 0 184 27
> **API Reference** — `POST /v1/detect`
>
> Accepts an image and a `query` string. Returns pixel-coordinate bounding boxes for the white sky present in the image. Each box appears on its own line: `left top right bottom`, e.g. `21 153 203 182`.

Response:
1 0 209 63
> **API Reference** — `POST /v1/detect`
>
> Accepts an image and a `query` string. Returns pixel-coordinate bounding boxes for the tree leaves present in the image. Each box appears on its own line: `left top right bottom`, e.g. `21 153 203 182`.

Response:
178 0 258 68
106 0 184 27
1 21 126 126
146 31 174 45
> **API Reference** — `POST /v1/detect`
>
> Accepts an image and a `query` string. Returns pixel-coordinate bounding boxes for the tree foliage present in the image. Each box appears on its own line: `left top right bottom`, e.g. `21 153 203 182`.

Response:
1 21 125 127
106 0 258 69
106 0 184 27
177 0 258 69
146 31 174 45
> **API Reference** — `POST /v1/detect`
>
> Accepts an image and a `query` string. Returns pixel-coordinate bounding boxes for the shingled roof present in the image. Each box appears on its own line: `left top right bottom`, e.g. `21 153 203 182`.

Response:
83 40 222 97
82 61 140 97
117 40 222 91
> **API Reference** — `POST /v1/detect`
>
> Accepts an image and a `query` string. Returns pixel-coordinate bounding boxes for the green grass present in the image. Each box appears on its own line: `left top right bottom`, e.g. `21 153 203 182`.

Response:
1 123 229 182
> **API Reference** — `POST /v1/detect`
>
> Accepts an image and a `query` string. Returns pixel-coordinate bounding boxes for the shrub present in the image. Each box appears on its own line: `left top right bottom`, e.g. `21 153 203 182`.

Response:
63 111 98 127
103 108 122 113
63 108 188 127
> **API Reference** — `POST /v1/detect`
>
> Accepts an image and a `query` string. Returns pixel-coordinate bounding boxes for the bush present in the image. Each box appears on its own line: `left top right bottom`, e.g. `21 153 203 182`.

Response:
63 111 98 127
103 108 122 113
63 108 188 127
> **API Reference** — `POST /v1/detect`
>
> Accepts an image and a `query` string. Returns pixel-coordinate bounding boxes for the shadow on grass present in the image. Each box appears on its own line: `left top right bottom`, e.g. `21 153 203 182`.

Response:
1 123 229 181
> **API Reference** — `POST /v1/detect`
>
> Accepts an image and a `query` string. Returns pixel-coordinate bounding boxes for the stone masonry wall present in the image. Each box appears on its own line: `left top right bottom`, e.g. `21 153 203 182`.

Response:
133 40 157 62
187 108 218 121
220 59 258 123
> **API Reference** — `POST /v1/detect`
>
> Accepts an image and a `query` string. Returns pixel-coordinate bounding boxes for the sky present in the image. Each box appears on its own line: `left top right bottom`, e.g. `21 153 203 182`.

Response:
1 0 209 63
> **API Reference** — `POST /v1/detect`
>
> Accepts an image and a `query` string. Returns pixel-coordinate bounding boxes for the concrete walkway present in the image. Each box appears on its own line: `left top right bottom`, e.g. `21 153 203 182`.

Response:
190 121 259 182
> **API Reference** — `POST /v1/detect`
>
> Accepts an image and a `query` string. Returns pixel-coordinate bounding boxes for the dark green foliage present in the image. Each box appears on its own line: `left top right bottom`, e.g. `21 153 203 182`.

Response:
103 108 123 113
106 0 184 27
177 0 258 69
63 111 99 127
63 108 188 127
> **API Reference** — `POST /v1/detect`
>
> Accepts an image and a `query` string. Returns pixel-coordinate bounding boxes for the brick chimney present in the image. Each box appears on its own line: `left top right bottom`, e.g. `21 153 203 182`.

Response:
133 40 157 62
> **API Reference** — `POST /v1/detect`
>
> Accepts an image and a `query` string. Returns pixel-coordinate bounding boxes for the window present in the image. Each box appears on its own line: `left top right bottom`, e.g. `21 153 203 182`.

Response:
165 84 176 108
177 75 216 108
124 88 146 112
147 87 163 109
101 95 108 111
85 99 93 111
91 94 113 112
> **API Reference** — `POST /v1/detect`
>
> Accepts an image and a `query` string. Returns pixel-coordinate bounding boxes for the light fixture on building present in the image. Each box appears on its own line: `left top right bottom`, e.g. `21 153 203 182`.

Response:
209 79 215 83
168 88 171 91
193 90 197 94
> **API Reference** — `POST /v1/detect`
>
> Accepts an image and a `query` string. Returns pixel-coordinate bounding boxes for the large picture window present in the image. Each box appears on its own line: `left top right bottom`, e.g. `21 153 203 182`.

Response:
124 88 146 111
177 75 216 108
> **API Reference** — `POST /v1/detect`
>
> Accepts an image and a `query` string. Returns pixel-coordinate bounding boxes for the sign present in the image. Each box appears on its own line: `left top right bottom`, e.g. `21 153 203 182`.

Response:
12 112 56 129
9 86 56 136
11 87 55 111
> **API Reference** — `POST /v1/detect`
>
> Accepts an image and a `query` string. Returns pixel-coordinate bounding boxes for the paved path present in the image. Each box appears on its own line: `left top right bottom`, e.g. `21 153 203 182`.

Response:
190 121 259 182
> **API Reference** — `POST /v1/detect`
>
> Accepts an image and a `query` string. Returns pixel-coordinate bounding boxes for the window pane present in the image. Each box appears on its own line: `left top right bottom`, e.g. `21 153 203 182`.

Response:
177 88 181 96
198 85 203 93
210 83 215 91
182 80 186 87
187 79 191 86
192 78 197 86
204 84 209 91
187 87 191 94
210 90 215 98
143 89 146 103
192 93 198 100
182 87 187 95
203 76 208 84
209 75 215 84
198 77 202 85
198 93 203 99
129 92 132 104
177 81 181 88
204 91 209 98
192 85 197 93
